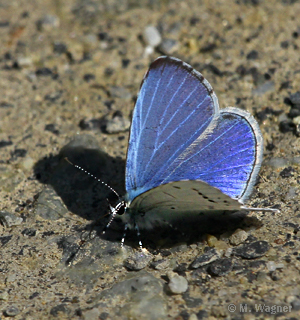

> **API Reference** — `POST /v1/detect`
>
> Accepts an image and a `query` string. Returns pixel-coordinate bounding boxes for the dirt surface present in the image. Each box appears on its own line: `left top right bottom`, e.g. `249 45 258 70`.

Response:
1 0 300 319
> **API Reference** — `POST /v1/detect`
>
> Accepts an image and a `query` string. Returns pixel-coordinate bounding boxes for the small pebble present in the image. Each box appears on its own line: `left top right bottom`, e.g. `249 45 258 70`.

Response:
143 25 162 48
0 291 9 300
288 91 300 105
21 228 36 237
83 73 95 82
270 269 281 281
0 211 23 227
53 42 67 54
4 305 20 317
234 241 269 259
151 258 170 270
0 236 12 246
208 258 233 276
291 298 300 310
252 81 275 96
78 118 100 131
207 234 218 247
19 157 35 171
191 247 220 268
293 115 300 125
45 123 59 136
187 38 199 53
50 304 70 317
188 314 198 320
82 308 101 320
286 295 296 303
182 292 203 308
224 247 233 258
44 90 63 102
266 261 284 271
6 274 16 283
229 229 248 246
35 186 68 220
109 86 132 99
248 260 266 271
36 14 60 31
280 166 294 178
105 113 130 134
279 120 295 134
167 272 188 294
16 57 33 68
266 157 288 168
158 38 179 54
123 251 152 271
143 25 162 56
246 50 259 60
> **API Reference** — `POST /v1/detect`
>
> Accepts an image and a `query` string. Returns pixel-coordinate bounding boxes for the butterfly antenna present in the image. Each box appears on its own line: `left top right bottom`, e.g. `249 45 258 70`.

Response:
241 206 280 213
65 157 121 199
65 157 126 238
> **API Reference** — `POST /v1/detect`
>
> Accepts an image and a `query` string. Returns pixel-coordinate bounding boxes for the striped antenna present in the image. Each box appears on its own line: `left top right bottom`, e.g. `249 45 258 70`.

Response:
65 157 144 250
64 157 121 199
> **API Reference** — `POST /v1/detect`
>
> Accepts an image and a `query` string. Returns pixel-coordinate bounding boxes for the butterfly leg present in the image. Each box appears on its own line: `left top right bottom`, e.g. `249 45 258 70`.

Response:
134 220 143 250
102 201 125 235
121 223 128 248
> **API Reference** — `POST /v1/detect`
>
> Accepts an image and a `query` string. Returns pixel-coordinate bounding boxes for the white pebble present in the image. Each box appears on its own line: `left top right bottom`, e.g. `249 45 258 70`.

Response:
229 229 248 246
266 261 285 272
143 25 162 47
168 272 188 294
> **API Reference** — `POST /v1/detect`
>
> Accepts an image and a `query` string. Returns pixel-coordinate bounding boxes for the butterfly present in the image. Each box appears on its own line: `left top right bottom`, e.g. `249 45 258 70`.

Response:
69 56 277 248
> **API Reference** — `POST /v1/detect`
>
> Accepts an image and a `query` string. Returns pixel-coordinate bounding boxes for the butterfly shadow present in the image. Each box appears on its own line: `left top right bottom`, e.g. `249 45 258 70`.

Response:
33 134 126 240
121 212 263 250
33 134 263 250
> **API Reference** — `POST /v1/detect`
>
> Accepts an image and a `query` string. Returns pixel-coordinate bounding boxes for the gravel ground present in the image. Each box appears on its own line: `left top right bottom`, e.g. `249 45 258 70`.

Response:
1 0 300 319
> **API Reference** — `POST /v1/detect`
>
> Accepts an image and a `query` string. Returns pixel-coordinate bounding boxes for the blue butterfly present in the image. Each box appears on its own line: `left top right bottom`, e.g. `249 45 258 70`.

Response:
70 56 277 248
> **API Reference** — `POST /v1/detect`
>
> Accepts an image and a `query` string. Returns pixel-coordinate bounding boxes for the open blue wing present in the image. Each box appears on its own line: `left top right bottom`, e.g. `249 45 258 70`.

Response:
125 56 219 200
125 57 262 204
157 108 263 202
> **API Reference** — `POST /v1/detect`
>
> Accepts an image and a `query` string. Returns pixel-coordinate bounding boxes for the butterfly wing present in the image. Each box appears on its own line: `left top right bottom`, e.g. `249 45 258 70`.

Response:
126 180 243 229
126 56 219 201
126 56 262 205
156 107 263 202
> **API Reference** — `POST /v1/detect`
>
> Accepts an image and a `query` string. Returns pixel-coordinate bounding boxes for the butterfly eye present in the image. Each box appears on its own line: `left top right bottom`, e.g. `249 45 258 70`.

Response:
116 205 125 216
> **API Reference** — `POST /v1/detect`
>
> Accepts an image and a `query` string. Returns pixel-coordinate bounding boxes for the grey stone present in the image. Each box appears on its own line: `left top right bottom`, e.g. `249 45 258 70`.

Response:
234 241 270 259
35 186 68 220
229 229 248 246
208 258 233 276
96 272 167 320
0 211 23 227
191 248 220 269
4 305 20 317
105 113 130 134
124 251 153 270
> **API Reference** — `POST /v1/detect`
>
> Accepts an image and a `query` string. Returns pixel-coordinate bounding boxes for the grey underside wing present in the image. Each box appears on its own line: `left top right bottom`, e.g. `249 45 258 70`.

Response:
124 180 244 229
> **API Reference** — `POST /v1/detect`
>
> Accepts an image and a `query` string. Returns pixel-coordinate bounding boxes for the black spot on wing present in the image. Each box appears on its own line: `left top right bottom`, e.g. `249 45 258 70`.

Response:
192 188 217 203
